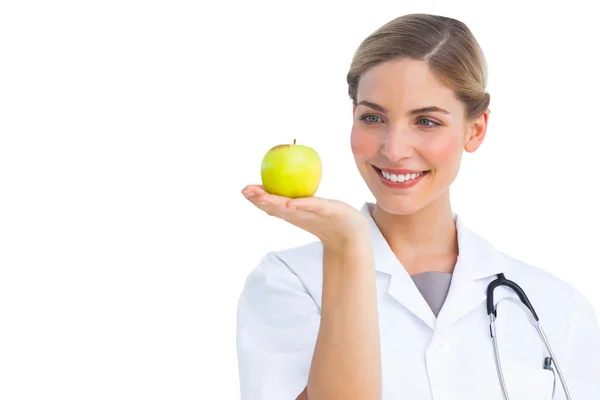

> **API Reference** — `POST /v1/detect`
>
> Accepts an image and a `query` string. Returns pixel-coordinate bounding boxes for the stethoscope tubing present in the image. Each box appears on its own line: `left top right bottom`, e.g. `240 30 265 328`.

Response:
487 273 572 400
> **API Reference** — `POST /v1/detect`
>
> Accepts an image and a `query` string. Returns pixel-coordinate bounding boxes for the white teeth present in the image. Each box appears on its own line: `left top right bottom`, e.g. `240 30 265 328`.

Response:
381 170 426 183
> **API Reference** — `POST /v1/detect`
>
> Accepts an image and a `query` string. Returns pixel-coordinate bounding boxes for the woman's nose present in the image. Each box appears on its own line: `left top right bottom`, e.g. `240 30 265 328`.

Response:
380 129 414 162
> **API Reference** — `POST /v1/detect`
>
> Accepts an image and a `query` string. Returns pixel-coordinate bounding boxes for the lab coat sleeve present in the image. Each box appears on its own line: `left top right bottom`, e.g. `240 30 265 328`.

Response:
236 252 321 400
558 288 600 399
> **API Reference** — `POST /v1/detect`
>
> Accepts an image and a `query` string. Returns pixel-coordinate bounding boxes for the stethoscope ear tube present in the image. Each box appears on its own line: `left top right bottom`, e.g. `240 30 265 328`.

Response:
486 273 539 321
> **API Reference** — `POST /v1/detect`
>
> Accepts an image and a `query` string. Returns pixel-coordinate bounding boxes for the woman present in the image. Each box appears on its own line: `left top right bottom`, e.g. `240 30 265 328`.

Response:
237 13 600 400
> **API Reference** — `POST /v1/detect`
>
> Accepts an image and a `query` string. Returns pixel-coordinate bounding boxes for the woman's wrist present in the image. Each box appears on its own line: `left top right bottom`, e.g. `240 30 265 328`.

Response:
322 229 369 251
322 228 373 265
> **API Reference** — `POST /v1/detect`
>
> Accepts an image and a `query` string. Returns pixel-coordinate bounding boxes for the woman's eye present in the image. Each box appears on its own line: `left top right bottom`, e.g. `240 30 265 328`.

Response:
418 118 439 127
360 114 382 124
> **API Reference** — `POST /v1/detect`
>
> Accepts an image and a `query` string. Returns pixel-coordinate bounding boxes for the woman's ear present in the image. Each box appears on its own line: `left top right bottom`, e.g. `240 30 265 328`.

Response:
464 110 489 153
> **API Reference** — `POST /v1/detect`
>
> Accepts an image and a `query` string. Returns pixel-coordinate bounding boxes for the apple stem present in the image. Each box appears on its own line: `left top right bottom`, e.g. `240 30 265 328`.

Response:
293 139 296 145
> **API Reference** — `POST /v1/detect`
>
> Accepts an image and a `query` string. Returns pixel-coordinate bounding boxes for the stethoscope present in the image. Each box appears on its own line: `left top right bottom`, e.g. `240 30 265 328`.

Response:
487 273 572 399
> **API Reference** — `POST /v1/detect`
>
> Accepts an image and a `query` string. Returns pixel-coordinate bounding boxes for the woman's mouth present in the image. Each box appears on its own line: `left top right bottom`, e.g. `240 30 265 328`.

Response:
372 166 430 188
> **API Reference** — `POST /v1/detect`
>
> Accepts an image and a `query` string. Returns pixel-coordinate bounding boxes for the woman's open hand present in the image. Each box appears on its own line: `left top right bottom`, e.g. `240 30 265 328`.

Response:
241 185 370 249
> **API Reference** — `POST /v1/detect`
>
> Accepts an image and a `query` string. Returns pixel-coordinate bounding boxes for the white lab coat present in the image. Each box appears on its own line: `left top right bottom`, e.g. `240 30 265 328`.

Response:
236 203 600 399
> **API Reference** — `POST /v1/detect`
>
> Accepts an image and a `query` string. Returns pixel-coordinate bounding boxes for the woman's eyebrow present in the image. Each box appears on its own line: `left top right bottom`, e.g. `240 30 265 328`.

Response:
357 100 450 115
357 100 388 113
408 106 450 115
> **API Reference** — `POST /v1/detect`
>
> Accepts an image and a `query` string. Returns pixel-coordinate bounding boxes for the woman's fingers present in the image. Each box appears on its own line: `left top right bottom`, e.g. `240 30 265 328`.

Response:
242 185 295 217
241 184 266 199
241 184 336 221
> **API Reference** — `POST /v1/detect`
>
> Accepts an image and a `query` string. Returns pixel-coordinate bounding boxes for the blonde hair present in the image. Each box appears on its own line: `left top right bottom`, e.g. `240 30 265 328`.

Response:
347 13 490 120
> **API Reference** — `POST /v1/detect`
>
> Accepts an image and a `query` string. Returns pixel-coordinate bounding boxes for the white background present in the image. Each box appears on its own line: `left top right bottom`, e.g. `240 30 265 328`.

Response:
1 0 598 399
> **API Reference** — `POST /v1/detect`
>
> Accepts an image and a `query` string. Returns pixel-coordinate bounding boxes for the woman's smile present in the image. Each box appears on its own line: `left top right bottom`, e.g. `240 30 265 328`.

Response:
373 165 430 189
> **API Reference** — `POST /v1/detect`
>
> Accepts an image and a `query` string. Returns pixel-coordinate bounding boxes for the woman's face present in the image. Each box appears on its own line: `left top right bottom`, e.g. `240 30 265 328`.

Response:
350 58 488 215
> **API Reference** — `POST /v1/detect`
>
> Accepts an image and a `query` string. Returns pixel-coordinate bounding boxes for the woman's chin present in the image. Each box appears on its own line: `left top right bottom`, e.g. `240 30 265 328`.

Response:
374 196 424 216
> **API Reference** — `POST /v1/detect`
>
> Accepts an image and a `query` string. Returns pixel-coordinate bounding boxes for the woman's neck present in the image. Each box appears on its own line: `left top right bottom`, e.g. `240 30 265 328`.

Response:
371 192 458 275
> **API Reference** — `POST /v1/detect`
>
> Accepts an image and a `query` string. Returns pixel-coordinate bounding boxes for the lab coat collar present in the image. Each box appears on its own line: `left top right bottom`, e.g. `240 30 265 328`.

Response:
360 202 512 330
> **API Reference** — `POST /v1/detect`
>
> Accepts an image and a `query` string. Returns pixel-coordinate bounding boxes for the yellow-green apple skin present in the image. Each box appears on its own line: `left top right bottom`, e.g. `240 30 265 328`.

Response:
260 140 322 198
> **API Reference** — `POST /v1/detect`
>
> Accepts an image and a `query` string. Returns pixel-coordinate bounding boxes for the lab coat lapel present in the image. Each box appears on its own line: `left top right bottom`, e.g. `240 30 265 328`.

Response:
434 216 512 331
361 203 436 330
360 204 513 332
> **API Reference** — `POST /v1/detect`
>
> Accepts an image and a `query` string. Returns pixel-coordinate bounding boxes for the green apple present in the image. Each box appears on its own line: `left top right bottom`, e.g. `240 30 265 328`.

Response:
261 139 322 198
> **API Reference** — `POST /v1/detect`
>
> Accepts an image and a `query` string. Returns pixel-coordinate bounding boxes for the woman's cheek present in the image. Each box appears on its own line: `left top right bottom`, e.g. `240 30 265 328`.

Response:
350 129 378 161
427 135 463 165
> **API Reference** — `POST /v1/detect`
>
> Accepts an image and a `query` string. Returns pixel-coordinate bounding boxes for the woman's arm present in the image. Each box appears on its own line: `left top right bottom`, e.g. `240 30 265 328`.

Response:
241 185 382 399
301 238 382 400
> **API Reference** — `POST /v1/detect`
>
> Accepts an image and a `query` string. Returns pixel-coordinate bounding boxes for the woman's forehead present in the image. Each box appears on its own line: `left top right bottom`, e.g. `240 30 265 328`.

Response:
356 61 462 115
359 60 451 94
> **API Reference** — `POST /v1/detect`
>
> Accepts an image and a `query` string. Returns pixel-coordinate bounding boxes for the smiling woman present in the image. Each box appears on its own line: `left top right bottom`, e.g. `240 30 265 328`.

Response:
349 50 488 216
237 13 600 400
